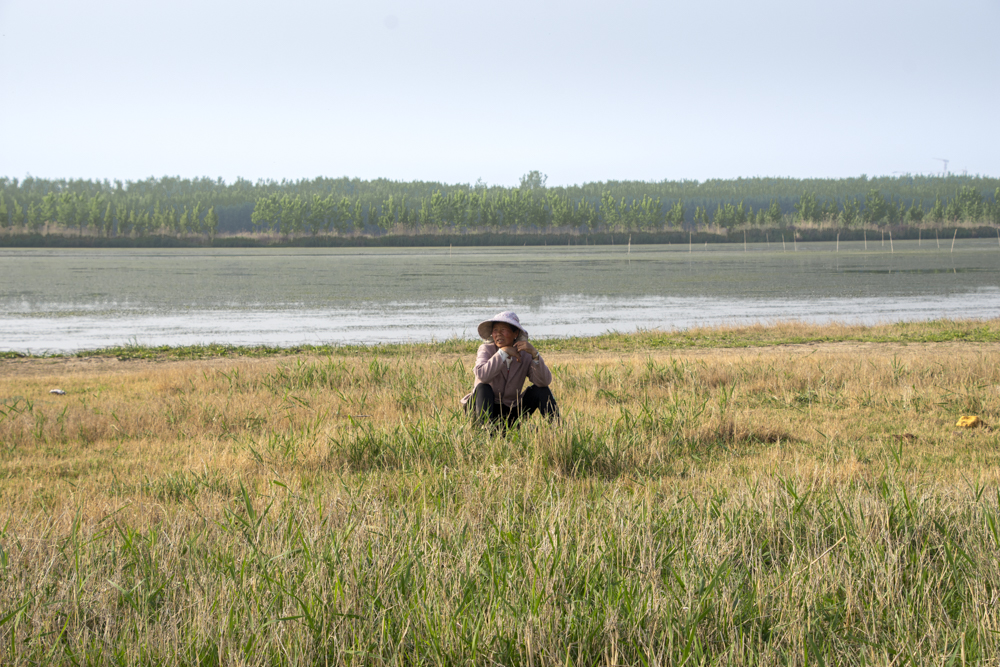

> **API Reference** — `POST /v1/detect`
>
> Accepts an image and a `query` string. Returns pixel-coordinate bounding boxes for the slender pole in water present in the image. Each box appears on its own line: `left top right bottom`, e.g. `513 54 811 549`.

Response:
864 230 867 250
628 234 631 254
918 229 921 246
793 234 797 252
766 232 770 248
951 228 957 253
836 232 839 252
689 231 692 253
450 243 452 257
782 234 786 252
743 229 747 252
889 230 894 253
996 227 999 247
881 230 884 246
936 229 940 249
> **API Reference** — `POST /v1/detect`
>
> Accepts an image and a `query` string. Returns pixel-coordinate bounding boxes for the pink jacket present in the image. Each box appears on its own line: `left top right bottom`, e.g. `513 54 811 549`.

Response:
461 342 553 408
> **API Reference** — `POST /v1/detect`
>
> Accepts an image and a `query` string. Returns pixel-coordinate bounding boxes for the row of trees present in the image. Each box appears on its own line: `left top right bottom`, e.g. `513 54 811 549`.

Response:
0 191 219 237
2 173 999 237
794 187 999 227
226 185 1000 235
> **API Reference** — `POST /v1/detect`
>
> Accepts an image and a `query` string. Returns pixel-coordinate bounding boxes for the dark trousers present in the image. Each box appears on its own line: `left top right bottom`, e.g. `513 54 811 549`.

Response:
469 384 559 428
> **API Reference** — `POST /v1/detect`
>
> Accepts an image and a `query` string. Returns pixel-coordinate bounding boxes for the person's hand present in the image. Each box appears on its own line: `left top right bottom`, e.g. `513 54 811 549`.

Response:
514 340 538 359
499 345 518 358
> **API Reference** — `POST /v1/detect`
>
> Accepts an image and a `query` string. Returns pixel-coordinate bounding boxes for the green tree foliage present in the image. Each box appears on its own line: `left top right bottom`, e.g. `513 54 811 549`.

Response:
862 189 888 225
945 197 963 222
205 206 219 238
795 192 820 222
27 201 43 233
306 194 329 235
57 192 77 231
839 198 859 227
41 192 58 223
929 198 945 223
519 170 547 191
115 202 129 237
192 202 204 235
103 202 114 236
766 200 783 225
666 200 685 227
88 196 103 236
178 207 191 234
693 206 707 226
954 186 984 222
2 174 998 240
10 197 24 228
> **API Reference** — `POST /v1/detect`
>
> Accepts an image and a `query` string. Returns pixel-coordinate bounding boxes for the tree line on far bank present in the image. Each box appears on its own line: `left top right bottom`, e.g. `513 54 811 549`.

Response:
1 172 998 240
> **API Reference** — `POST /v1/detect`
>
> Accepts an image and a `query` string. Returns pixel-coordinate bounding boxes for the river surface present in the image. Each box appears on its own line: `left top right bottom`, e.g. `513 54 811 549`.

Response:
2 240 999 353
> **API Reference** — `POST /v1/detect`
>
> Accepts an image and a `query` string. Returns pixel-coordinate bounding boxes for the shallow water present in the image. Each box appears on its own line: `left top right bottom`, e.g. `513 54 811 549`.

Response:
2 240 998 352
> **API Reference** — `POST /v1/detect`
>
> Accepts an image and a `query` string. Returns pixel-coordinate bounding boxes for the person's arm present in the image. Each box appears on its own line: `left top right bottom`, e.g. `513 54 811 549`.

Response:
516 341 552 386
473 343 507 382
527 354 552 386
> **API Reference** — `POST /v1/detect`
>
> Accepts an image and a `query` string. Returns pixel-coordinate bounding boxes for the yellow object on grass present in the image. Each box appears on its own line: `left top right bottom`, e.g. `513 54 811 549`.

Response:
956 415 984 428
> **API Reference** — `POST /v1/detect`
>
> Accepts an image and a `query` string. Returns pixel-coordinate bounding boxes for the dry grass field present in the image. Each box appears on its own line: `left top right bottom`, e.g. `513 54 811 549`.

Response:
3 321 1000 665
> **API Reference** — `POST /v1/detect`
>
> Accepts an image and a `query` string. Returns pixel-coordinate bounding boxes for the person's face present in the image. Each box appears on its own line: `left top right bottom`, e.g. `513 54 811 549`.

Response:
491 323 517 348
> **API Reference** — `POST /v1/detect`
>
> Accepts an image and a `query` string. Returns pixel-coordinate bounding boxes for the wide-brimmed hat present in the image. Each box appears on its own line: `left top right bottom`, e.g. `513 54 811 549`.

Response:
477 311 526 340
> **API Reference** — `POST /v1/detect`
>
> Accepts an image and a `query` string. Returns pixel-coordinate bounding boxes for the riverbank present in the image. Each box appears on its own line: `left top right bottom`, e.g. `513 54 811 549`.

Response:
4 318 1000 360
3 322 1000 663
2 224 998 248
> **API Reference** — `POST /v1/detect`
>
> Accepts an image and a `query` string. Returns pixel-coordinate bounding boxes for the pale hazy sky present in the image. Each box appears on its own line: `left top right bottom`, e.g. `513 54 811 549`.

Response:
2 0 997 186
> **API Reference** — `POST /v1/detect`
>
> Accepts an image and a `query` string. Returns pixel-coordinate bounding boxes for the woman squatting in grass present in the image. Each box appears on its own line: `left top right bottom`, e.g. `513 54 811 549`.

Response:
461 311 559 429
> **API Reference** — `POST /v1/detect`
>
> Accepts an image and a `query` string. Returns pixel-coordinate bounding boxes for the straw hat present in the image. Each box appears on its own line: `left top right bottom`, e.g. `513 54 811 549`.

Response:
477 311 526 341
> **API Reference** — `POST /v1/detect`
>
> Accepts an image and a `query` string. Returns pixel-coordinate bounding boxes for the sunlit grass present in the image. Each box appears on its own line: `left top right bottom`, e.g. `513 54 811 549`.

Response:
3 321 1000 664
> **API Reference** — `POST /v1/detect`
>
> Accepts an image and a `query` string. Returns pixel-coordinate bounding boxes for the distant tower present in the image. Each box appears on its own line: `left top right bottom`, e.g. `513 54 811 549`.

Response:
933 158 949 176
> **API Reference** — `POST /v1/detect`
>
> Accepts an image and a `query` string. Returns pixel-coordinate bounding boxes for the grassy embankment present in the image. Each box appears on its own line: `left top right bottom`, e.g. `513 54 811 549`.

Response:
3 320 1000 664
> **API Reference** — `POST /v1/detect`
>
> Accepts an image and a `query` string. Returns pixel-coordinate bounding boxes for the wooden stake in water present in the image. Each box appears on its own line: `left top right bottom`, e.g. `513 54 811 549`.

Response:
889 230 894 253
864 230 867 250
836 232 839 253
881 230 884 246
781 234 786 252
743 229 747 252
918 229 921 246
766 232 770 248
628 234 631 254
793 234 797 252
951 228 957 253
689 231 692 253
936 229 940 249
450 243 452 257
